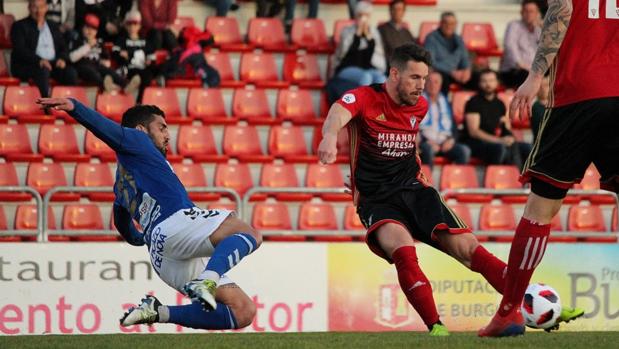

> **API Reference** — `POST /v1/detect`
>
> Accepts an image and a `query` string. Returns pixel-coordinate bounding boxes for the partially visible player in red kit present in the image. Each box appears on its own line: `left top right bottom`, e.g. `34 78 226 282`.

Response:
317 43 512 336
480 0 619 337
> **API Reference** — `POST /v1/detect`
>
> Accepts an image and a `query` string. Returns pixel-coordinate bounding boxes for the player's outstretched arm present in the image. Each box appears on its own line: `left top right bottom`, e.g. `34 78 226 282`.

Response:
317 103 353 164
36 97 127 152
113 204 145 246
510 0 573 120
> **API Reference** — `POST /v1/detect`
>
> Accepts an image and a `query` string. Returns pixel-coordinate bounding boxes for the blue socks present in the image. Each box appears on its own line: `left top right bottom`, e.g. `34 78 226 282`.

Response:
166 302 238 330
200 233 257 282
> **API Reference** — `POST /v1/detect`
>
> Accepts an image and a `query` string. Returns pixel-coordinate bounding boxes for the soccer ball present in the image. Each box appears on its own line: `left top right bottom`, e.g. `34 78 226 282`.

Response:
521 283 562 329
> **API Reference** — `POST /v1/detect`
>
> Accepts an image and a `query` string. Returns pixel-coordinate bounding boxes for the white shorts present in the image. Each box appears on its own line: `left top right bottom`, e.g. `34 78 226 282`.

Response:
147 207 234 293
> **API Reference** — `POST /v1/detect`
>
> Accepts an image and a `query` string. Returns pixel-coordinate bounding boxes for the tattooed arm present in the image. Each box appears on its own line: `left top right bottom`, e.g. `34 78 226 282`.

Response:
510 0 573 119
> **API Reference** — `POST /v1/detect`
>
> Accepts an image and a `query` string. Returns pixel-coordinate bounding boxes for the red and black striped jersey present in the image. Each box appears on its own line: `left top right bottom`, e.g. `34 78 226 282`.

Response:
336 84 431 203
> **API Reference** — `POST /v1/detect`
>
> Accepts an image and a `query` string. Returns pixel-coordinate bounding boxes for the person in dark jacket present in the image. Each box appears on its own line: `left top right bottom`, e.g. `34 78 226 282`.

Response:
11 0 78 97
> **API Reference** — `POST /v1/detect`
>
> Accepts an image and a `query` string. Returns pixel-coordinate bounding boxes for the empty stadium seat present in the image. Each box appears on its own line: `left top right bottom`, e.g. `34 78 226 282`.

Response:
306 163 348 201
205 51 245 88
0 123 43 161
332 19 355 46
418 21 439 45
84 131 115 162
142 87 182 118
62 204 104 230
240 52 288 88
205 16 249 51
550 213 563 232
451 90 476 125
612 207 618 232
252 202 292 230
298 202 338 230
50 86 90 120
484 165 526 203
441 165 489 202
74 163 114 201
172 163 220 201
479 203 516 231
291 19 331 52
186 88 230 122
0 162 33 201
268 125 315 162
171 16 195 34
223 124 272 162
0 14 15 48
214 162 254 196
96 91 135 122
247 18 287 51
232 88 273 123
461 22 502 56
420 164 433 185
0 206 6 230
3 86 49 122
0 53 19 85
568 205 606 232
282 53 324 88
26 162 78 201
176 125 227 162
14 204 56 230
38 124 90 162
344 204 364 230
575 165 615 204
276 89 319 124
260 162 309 201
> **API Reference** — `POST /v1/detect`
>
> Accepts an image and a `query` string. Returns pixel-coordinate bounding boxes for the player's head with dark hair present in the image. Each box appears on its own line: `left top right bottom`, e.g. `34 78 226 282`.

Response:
388 0 406 23
439 11 457 37
478 68 499 95
387 44 432 106
121 105 169 156
521 0 541 27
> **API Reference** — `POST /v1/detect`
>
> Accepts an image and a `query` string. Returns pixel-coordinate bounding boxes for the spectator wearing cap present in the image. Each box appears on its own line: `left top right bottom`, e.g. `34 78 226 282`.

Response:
139 0 179 51
69 13 137 93
112 10 158 101
10 0 78 97
332 1 386 88
378 0 415 70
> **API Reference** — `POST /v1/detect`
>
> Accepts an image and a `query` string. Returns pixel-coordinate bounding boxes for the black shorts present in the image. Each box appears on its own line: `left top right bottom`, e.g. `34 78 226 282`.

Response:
356 186 471 263
522 97 619 194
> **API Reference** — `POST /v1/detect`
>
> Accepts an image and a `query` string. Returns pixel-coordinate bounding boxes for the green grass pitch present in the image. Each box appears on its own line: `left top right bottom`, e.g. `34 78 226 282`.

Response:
1 332 618 349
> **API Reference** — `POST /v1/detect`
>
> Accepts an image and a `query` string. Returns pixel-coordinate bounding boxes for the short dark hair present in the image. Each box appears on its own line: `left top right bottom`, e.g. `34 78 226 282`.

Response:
440 11 456 21
121 105 165 128
389 43 432 71
389 0 405 9
479 68 497 79
522 0 539 9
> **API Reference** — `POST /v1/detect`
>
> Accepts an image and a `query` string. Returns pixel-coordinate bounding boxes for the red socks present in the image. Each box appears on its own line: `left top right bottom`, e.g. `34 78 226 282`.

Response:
392 246 440 329
498 217 550 316
471 245 507 294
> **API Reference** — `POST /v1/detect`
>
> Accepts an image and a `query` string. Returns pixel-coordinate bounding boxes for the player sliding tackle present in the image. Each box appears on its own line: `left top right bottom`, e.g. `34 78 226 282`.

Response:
317 43 582 337
36 97 261 330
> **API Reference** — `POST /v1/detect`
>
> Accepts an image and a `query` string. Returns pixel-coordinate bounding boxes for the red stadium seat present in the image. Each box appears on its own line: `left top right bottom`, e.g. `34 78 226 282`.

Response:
172 163 220 201
260 162 309 201
0 123 43 161
575 165 615 204
171 16 195 33
344 204 364 230
0 162 32 201
240 52 288 88
451 90 476 125
232 88 273 123
568 205 606 232
0 14 15 48
0 206 6 230
448 203 474 230
186 88 230 123
276 89 319 124
84 131 115 162
298 202 338 230
268 125 315 162
282 53 324 88
420 164 433 185
550 213 563 232
612 206 618 232
205 16 249 51
15 204 56 230
74 163 114 201
27 162 78 201
0 52 19 85
484 165 526 203
38 124 90 162
50 86 90 120
62 204 104 230
142 87 182 118
176 125 227 162
332 19 355 46
247 18 287 51
214 162 254 197
479 203 516 231
96 91 135 122
3 86 49 122
306 163 348 201
441 165 489 202
418 21 439 45
252 202 292 230
205 51 245 88
291 19 331 52
223 124 272 162
461 22 502 56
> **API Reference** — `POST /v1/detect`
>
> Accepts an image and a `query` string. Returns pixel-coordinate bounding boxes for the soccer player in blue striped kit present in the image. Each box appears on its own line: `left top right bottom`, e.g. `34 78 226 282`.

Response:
36 97 261 330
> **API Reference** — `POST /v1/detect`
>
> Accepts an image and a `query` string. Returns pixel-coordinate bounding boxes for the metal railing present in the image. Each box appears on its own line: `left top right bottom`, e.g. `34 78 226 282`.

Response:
0 186 43 240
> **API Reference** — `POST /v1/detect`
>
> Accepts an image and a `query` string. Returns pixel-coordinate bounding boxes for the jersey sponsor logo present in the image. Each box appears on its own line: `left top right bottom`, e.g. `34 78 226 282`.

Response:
138 192 161 233
376 132 416 157
375 114 387 121
588 0 619 19
342 93 356 104
149 226 166 276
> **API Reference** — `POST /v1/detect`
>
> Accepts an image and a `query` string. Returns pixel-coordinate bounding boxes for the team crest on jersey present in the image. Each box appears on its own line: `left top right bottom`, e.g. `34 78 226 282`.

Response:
375 114 386 121
342 93 356 104
410 117 417 130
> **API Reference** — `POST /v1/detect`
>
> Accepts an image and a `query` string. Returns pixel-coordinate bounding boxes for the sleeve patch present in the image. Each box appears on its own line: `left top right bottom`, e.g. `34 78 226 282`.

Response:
341 93 356 104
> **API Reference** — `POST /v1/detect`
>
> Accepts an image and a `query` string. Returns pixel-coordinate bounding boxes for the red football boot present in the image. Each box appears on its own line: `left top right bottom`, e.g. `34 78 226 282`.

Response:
478 309 526 337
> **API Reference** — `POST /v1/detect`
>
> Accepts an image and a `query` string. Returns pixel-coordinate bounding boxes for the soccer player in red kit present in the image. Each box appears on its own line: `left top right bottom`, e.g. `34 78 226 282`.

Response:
480 0 618 337
318 43 513 336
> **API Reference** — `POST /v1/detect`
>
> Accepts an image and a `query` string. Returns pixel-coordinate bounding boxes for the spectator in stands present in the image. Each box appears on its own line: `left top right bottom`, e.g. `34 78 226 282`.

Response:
69 14 138 93
346 0 357 19
461 69 531 168
256 0 319 32
139 0 179 51
113 10 157 101
500 0 542 89
76 0 132 42
204 0 239 17
10 0 78 97
332 1 386 87
424 11 471 94
419 71 471 166
378 0 415 69
46 0 76 35
530 75 550 140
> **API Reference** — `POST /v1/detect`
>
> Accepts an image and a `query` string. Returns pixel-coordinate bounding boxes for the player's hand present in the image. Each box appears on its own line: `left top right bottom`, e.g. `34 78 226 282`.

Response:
318 133 338 165
36 98 75 112
510 73 543 121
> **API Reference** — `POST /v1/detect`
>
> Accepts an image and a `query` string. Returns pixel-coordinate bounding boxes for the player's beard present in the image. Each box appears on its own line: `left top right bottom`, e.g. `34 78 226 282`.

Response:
396 82 419 106
148 134 167 157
